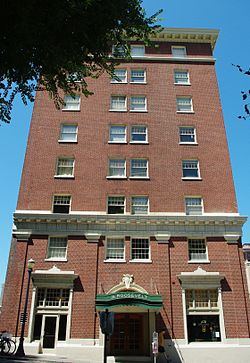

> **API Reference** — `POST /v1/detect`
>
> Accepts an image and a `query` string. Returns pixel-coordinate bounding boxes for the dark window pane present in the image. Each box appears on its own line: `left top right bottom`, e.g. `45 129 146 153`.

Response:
58 315 67 341
187 315 221 343
33 314 42 340
53 205 70 213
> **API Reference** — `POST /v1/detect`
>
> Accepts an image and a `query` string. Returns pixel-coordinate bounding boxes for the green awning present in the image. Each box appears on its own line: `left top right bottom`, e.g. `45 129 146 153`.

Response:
96 291 163 311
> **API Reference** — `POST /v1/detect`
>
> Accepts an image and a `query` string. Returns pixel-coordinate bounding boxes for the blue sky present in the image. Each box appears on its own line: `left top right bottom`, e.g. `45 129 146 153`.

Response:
1 0 250 287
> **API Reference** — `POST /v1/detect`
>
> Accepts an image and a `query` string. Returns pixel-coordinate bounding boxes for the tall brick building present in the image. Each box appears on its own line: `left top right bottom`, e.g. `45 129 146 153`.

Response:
1 28 250 363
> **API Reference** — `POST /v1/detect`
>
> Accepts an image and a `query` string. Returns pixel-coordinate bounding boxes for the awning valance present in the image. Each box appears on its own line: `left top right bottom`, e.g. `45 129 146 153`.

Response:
96 291 163 311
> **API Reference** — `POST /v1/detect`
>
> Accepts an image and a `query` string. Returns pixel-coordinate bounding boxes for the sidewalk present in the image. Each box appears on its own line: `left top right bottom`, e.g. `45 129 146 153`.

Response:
0 354 96 363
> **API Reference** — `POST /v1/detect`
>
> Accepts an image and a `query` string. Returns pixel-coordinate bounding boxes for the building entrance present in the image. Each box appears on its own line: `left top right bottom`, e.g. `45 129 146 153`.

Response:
109 313 148 356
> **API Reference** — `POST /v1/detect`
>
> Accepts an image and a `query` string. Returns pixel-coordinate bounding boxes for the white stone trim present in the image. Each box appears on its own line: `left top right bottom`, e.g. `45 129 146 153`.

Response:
224 234 240 244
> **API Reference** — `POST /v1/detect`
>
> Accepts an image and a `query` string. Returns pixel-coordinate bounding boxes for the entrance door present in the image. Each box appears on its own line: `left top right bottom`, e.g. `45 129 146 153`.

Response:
42 316 57 348
109 313 145 355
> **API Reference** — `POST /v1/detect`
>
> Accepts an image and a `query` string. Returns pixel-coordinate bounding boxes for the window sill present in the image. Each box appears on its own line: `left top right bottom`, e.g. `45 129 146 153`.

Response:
109 109 127 112
130 141 149 144
174 83 191 86
44 258 68 262
106 176 127 180
62 109 81 112
130 82 147 84
129 176 150 180
182 177 202 181
108 141 127 144
110 81 128 84
130 110 148 113
129 259 152 263
54 175 75 179
176 111 194 114
104 259 126 263
188 260 210 264
179 142 198 145
58 140 78 143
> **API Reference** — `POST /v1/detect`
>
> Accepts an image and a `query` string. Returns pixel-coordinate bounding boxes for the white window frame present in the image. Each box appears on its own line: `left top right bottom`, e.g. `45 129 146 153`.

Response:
46 237 68 261
105 238 125 262
131 196 149 215
172 46 187 57
59 124 78 143
185 197 203 215
130 125 148 143
107 196 125 214
130 69 146 83
182 160 201 180
52 195 71 214
55 157 75 178
109 125 127 143
130 45 145 57
62 95 80 111
188 239 209 263
179 127 197 144
111 69 127 83
130 238 151 262
110 95 127 112
130 159 149 179
176 96 193 113
174 70 190 85
107 159 126 179
130 96 147 112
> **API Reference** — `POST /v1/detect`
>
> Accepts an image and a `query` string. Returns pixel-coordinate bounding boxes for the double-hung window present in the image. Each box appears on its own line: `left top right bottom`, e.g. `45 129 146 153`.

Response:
108 159 126 178
131 45 145 57
130 96 147 111
62 95 80 111
185 197 203 215
130 159 148 178
131 69 146 83
47 237 67 259
106 238 125 260
110 96 127 111
131 238 150 261
179 127 196 144
131 126 147 143
109 125 126 143
111 69 127 83
176 97 193 112
56 158 74 177
172 46 186 57
112 45 126 58
188 239 208 261
174 70 190 84
131 196 149 214
182 160 200 179
59 124 78 142
53 195 71 214
108 196 125 214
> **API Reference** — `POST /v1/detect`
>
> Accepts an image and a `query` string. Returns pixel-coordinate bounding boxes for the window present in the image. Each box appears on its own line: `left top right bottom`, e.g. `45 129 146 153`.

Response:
109 125 126 143
130 159 148 178
36 288 70 307
131 126 147 143
111 69 127 83
108 196 125 214
47 237 67 259
176 97 193 112
112 45 126 58
110 96 127 111
108 159 126 178
53 195 71 214
106 238 125 260
131 69 146 83
179 127 196 143
130 96 147 111
188 239 207 261
59 124 78 142
131 238 150 260
182 160 199 178
174 70 189 84
131 196 149 214
172 46 186 57
131 45 145 57
56 158 74 177
185 197 203 215
62 95 80 111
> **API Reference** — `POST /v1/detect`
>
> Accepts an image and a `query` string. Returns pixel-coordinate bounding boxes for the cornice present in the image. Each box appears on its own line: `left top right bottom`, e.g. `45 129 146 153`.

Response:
150 28 219 50
13 212 247 239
